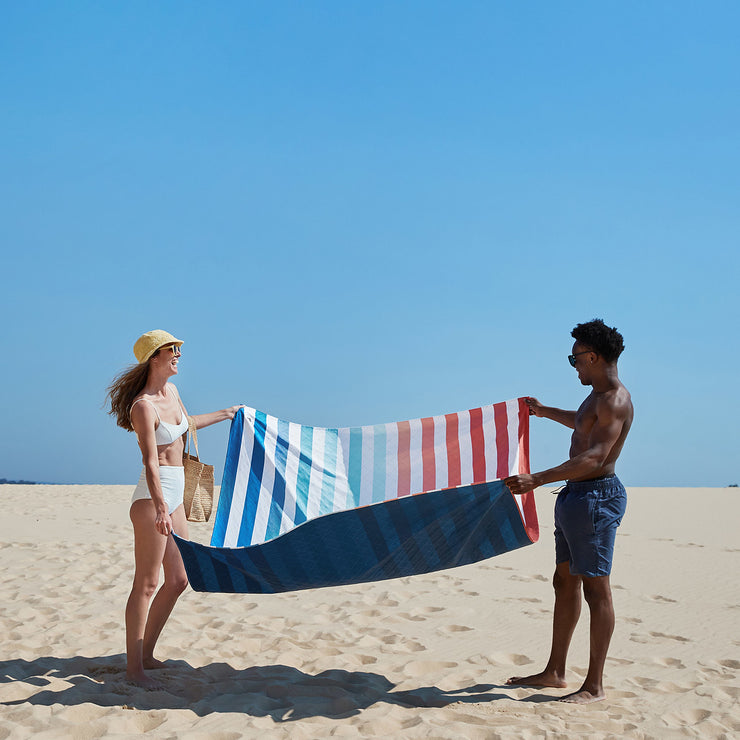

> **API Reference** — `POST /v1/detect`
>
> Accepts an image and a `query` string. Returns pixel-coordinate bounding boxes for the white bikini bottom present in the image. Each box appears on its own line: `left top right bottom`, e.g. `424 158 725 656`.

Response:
131 466 185 514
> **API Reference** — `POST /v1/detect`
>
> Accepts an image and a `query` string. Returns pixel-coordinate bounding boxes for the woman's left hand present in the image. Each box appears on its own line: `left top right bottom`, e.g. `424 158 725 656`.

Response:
225 405 246 420
155 508 174 536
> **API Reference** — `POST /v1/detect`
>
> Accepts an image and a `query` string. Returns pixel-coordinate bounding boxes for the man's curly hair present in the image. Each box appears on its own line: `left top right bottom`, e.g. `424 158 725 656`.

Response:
571 319 625 363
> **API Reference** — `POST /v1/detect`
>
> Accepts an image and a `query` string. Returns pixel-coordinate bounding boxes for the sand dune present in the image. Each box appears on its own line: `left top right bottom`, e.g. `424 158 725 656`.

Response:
1 484 738 738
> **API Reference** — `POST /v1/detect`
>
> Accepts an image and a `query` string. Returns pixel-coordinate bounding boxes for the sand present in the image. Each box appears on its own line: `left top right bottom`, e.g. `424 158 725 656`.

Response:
0 484 738 739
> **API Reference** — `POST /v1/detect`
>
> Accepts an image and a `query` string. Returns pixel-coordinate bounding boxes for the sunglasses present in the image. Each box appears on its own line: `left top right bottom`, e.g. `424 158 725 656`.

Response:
568 350 592 367
162 344 181 357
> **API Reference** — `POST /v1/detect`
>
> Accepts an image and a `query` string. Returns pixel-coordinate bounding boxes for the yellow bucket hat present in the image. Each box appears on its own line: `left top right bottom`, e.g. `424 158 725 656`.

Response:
133 330 184 364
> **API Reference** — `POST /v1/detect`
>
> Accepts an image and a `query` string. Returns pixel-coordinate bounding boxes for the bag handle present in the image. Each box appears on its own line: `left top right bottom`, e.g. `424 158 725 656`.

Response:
185 416 200 459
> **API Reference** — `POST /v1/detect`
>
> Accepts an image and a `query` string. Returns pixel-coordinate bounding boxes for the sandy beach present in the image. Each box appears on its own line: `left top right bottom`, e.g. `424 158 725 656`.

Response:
1 483 738 738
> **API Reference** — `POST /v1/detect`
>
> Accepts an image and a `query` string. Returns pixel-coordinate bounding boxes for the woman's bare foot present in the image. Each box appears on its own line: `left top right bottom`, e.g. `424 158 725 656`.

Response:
126 671 165 690
559 688 605 704
505 671 567 688
143 657 168 670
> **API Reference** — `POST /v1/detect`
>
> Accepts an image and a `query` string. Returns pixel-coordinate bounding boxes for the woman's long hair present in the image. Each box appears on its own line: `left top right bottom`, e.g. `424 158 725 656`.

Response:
107 360 152 431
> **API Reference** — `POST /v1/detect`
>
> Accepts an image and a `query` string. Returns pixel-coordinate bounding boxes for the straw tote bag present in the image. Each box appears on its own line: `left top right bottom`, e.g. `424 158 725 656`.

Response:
183 417 214 522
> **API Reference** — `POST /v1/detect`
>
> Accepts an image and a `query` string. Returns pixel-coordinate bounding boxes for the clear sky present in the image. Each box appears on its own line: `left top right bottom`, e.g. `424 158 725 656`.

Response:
2 2 738 487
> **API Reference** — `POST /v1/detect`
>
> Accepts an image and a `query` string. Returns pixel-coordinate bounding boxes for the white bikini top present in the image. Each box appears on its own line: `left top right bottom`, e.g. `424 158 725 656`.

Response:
130 392 189 445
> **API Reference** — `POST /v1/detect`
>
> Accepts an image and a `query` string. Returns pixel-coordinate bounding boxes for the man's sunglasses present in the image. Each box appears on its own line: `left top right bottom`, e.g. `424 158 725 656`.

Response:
568 350 592 367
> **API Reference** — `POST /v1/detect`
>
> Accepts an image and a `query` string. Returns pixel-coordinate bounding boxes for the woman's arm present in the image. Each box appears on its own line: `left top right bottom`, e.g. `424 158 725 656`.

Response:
189 406 243 430
131 401 172 536
170 387 243 430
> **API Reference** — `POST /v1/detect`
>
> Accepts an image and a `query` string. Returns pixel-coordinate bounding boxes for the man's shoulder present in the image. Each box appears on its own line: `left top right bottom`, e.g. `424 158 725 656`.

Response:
596 384 633 416
612 382 632 405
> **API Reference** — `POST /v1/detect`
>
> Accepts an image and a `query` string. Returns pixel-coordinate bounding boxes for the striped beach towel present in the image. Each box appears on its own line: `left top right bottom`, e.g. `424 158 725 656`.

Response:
175 399 538 593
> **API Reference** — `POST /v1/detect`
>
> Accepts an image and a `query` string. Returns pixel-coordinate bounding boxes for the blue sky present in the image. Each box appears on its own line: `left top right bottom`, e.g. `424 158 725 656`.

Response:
1 2 738 486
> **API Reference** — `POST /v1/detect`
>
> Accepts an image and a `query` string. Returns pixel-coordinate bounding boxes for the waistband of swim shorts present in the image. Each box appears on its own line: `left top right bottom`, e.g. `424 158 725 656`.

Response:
563 474 622 494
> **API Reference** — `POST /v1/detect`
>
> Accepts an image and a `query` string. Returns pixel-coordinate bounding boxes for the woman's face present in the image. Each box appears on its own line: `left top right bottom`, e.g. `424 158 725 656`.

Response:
151 343 181 376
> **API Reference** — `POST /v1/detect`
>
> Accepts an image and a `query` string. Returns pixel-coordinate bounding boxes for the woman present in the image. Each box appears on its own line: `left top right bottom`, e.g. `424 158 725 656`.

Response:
107 329 242 687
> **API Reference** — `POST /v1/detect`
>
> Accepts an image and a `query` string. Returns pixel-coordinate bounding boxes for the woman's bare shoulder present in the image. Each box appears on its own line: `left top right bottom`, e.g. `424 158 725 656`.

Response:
130 395 157 425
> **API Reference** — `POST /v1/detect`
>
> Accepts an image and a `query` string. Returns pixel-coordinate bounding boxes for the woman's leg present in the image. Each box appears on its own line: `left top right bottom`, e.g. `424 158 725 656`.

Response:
126 500 168 686
141 505 189 667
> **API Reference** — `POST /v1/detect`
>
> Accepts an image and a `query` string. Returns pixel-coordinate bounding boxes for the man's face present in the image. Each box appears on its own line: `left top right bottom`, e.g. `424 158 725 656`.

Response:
570 341 595 385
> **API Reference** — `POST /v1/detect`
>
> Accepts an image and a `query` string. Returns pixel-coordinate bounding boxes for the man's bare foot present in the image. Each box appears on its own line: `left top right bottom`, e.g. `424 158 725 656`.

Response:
559 688 605 704
126 671 165 690
143 657 168 670
505 671 567 688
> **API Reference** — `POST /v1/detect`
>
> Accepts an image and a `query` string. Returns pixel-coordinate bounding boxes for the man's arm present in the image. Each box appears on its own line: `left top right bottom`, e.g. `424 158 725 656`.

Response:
526 397 577 429
506 397 625 494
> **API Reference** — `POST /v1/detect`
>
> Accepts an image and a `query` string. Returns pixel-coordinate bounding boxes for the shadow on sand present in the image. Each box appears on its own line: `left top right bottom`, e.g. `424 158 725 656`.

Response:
0 654 556 720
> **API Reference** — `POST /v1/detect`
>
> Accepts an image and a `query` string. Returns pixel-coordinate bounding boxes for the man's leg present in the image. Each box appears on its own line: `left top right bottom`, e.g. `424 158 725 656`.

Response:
506 561 582 687
559 574 613 704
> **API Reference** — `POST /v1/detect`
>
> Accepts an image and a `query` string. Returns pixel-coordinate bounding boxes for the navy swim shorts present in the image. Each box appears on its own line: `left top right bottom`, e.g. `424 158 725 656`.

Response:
554 475 627 577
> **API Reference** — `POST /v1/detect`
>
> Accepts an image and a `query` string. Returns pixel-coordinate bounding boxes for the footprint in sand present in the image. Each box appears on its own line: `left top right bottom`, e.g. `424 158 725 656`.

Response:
380 634 426 653
398 612 425 622
649 594 677 603
404 641 428 653
649 631 691 642
608 689 639 699
352 654 378 666
653 656 685 669
403 660 458 678
491 653 533 666
717 684 740 700
696 663 726 680
439 624 474 633
629 676 658 689
655 680 700 693
607 656 634 666
360 609 383 618
662 709 712 727
375 592 400 607
719 659 740 669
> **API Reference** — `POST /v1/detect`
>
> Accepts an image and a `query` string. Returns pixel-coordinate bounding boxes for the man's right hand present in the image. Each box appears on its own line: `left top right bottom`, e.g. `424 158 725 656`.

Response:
504 473 539 495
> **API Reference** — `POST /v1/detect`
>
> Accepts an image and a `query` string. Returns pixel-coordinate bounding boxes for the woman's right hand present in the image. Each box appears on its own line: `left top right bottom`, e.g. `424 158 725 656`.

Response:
155 508 173 536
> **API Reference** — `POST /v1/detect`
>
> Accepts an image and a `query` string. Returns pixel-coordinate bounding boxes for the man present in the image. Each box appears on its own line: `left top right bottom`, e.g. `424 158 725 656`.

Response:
504 319 633 704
